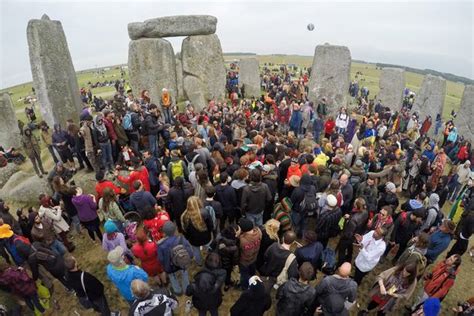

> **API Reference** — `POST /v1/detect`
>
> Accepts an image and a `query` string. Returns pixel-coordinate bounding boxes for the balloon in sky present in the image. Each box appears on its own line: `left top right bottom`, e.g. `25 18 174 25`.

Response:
307 23 315 31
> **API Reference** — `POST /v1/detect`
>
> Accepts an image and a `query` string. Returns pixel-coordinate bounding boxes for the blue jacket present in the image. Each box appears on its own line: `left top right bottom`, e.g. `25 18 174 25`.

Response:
106 264 148 301
157 235 193 273
144 157 160 186
295 241 324 268
130 191 157 213
426 230 452 262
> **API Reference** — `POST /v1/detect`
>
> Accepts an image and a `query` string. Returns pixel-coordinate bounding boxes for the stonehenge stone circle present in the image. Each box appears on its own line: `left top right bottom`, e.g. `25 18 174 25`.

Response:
0 93 21 149
175 53 185 101
308 44 351 114
378 68 405 109
456 85 474 142
128 15 217 40
128 38 178 105
182 34 226 110
238 58 261 98
27 14 82 127
412 74 446 123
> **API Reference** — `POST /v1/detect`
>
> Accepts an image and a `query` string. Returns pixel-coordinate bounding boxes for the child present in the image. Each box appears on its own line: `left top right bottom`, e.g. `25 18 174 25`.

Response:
101 220 133 263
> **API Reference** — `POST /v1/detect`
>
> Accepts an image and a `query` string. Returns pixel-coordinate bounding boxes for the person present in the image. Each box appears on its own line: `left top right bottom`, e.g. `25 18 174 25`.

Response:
21 127 47 178
241 169 272 226
106 245 148 304
256 219 281 272
425 220 455 263
237 218 262 290
102 220 128 254
98 187 126 231
295 230 324 269
79 113 100 171
290 174 317 237
115 157 151 193
160 88 174 124
315 194 342 248
142 103 165 158
30 212 67 256
397 232 429 278
366 263 418 315
276 262 316 316
157 221 193 296
131 228 166 285
64 255 114 316
167 149 188 183
310 262 358 316
72 187 103 242
52 123 76 172
95 169 122 200
181 196 214 266
143 150 161 196
230 275 272 316
129 180 157 216
51 176 81 235
129 279 178 316
209 225 239 291
385 209 424 262
186 253 226 316
142 206 171 242
353 227 387 285
339 173 354 215
215 172 239 230
449 161 472 203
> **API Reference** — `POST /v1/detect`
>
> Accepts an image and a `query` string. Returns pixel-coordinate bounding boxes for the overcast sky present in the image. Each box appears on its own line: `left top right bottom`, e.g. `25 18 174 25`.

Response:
0 0 472 88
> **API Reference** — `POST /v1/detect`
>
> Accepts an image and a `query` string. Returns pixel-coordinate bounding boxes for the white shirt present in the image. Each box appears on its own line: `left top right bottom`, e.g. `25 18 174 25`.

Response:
355 230 386 272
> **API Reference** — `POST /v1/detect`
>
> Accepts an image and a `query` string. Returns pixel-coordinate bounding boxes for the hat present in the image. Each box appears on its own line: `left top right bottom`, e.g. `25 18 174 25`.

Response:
291 157 298 164
107 246 124 265
0 224 13 239
355 160 364 168
327 194 337 207
385 182 396 192
239 218 254 232
104 220 118 234
162 221 176 237
289 175 300 187
423 298 441 316
332 157 342 165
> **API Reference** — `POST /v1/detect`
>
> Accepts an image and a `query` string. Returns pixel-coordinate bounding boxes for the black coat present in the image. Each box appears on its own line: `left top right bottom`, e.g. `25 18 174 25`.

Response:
276 278 316 316
230 282 272 316
186 268 226 310
210 236 239 270
259 243 299 278
215 184 239 215
241 182 272 215
182 208 214 247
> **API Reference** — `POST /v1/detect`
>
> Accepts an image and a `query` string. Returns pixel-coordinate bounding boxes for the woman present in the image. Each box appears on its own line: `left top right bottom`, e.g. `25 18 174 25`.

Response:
256 219 280 272
366 263 418 314
98 187 126 231
181 196 214 266
51 176 80 235
335 107 349 135
210 225 239 291
194 169 212 203
72 187 102 242
131 228 166 285
142 207 171 242
156 172 171 209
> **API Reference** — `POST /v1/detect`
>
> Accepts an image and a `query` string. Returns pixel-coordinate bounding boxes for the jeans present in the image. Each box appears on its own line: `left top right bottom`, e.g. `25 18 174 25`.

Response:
50 239 66 256
70 215 81 234
239 263 256 290
192 246 203 266
449 182 463 202
169 269 189 294
148 134 158 158
99 141 113 171
245 212 263 227
290 211 305 238
163 108 172 124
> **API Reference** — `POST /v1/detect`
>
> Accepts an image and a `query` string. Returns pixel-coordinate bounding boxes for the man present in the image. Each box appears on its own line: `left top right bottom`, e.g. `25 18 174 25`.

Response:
310 262 357 316
316 97 328 118
241 169 272 226
47 162 74 186
64 255 115 316
339 174 354 215
116 157 150 194
142 103 164 158
386 208 424 262
447 211 473 257
52 124 76 171
106 245 148 304
21 128 47 178
79 113 100 171
276 262 316 316
353 228 387 285
142 150 161 197
377 182 399 211
316 194 342 248
130 279 178 316
123 102 142 154
102 110 118 160
215 172 239 230
290 174 317 238
194 138 212 170
449 160 471 203
129 180 157 216
356 176 378 213
95 169 122 200
167 149 188 183
93 114 114 172
237 218 262 290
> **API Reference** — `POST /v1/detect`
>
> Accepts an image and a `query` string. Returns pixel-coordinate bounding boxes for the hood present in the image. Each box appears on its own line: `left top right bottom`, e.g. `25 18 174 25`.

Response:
248 182 263 192
285 278 313 295
409 199 423 209
195 269 218 292
429 193 440 208
231 179 247 190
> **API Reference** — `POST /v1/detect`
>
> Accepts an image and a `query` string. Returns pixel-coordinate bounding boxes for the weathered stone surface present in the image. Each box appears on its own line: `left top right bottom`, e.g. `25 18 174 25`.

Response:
238 58 261 98
308 44 351 114
0 93 21 149
378 68 405 109
412 74 446 123
456 85 474 143
0 164 19 190
27 14 82 127
128 15 217 40
175 54 185 101
0 171 51 204
128 38 177 106
182 34 226 110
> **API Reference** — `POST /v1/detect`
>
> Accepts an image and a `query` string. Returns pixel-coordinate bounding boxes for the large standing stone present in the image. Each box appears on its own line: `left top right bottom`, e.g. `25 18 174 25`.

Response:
27 14 82 127
412 74 446 122
181 34 226 110
128 38 177 105
239 58 261 98
175 53 185 101
0 93 21 149
378 68 405 109
308 44 351 114
128 15 217 40
0 171 51 204
456 85 474 143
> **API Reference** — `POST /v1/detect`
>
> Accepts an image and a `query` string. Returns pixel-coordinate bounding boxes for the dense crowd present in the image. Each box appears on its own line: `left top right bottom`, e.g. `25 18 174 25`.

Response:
0 65 473 316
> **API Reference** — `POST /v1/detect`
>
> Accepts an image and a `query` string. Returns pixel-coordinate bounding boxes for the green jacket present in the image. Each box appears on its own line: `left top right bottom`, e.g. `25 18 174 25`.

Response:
22 134 41 157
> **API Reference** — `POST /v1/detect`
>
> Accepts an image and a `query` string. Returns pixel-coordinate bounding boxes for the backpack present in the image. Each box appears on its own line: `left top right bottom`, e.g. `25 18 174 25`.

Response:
31 245 57 264
320 248 337 275
170 237 192 270
170 161 184 179
275 253 296 289
299 189 318 216
204 205 217 231
122 113 133 131
13 235 31 246
430 206 444 228
185 154 200 174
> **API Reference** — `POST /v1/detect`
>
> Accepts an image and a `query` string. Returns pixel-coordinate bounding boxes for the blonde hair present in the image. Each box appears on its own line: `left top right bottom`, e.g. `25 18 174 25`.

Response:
181 196 207 232
264 219 280 242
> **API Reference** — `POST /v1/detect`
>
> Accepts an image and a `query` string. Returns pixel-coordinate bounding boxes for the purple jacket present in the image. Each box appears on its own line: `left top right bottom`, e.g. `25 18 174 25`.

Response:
72 194 98 222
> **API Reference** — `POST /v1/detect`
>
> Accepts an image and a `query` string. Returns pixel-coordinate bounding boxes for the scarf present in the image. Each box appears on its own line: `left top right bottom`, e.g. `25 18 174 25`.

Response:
94 116 107 134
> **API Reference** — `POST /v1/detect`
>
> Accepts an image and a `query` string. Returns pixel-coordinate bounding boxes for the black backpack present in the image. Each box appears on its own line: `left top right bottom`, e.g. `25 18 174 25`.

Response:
170 237 192 270
430 206 444 228
299 188 318 216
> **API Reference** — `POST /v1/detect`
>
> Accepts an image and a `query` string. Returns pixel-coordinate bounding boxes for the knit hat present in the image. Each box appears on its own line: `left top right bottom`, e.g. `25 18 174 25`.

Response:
429 193 440 207
327 194 337 207
239 218 254 232
385 182 396 192
107 246 124 265
162 221 176 237
423 298 441 316
0 224 13 239
104 220 118 234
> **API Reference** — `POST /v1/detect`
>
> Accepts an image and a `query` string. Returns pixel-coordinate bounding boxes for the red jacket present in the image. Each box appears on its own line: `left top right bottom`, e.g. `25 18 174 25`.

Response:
143 211 170 242
424 261 458 299
104 117 117 141
95 180 121 200
324 119 336 135
117 167 150 193
131 240 162 276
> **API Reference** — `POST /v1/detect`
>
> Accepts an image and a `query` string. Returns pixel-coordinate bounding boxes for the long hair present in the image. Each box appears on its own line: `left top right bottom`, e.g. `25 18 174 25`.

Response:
394 263 417 286
181 196 206 232
264 219 280 242
102 187 117 212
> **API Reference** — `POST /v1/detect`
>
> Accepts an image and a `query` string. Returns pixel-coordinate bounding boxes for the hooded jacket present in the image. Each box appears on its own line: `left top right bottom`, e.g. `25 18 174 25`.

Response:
276 278 316 316
313 274 357 316
241 181 272 215
71 194 98 222
259 243 298 278
186 267 226 310
129 190 157 214
106 264 148 302
230 280 272 316
215 183 239 215
290 174 316 213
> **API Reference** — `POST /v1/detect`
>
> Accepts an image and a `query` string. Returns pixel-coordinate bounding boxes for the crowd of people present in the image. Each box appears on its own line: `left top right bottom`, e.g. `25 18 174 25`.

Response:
0 64 473 316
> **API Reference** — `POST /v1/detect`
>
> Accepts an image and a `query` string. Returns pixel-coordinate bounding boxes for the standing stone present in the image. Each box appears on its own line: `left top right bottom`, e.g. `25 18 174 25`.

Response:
182 34 226 110
239 58 261 98
0 93 21 149
412 74 446 123
128 38 177 105
175 53 185 101
27 14 82 127
378 68 405 109
308 44 351 114
456 85 474 142
128 15 217 40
